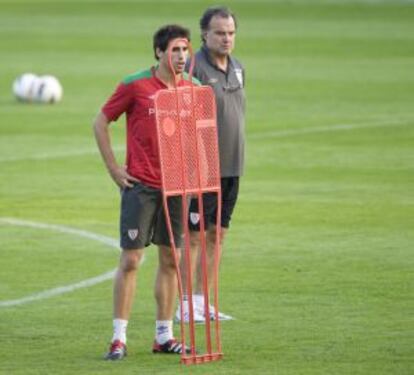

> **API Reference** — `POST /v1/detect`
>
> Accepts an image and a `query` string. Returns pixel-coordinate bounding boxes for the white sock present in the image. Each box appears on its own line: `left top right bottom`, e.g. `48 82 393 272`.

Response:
112 319 128 344
155 320 173 344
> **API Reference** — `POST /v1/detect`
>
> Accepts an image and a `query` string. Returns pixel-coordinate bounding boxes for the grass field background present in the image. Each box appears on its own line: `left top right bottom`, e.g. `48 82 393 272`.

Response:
0 0 413 374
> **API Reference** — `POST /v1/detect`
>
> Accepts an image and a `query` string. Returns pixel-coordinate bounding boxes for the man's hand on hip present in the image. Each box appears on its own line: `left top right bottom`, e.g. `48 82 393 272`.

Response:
110 165 140 189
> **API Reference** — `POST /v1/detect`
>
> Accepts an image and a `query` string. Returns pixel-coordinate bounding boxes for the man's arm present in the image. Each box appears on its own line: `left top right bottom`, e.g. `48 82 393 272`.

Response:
93 111 139 188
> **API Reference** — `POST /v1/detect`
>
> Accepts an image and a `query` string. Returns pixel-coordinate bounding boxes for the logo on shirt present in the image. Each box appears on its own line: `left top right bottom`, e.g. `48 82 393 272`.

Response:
208 78 218 84
234 69 243 86
148 108 192 117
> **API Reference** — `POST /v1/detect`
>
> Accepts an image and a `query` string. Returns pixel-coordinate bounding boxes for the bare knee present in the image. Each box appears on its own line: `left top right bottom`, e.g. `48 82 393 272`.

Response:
120 250 143 273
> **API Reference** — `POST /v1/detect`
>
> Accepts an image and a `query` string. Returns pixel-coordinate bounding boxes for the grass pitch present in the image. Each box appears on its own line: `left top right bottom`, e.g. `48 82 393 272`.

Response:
0 1 413 374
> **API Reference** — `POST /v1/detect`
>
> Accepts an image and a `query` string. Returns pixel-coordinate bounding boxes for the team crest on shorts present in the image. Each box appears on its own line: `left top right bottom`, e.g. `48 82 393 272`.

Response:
190 212 200 225
128 229 139 240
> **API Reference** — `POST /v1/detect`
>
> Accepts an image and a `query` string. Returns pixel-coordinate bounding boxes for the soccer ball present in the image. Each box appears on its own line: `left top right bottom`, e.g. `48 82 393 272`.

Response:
12 73 39 101
36 75 63 103
12 73 63 103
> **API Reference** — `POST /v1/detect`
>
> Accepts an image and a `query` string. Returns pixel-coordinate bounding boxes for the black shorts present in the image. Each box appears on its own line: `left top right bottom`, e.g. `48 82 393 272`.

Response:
188 177 239 231
120 182 184 250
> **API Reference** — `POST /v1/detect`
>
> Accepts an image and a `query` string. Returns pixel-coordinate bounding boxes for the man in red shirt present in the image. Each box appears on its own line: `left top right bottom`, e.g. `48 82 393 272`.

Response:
93 25 195 360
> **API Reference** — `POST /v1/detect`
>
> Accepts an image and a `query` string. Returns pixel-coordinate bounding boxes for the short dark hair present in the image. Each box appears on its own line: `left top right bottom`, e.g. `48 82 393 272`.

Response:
153 24 191 60
200 6 237 43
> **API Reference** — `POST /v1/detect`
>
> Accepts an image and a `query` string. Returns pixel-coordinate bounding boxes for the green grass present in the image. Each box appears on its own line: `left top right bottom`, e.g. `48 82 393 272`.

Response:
0 0 413 374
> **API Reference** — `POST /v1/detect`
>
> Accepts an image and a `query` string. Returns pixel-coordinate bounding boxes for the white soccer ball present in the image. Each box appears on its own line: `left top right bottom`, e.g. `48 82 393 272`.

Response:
36 75 63 104
12 73 39 101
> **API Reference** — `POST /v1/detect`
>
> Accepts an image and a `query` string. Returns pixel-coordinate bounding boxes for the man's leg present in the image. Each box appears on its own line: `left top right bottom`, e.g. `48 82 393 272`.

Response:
176 231 205 323
194 225 226 296
114 249 144 319
105 248 144 360
155 245 181 321
193 225 234 320
178 233 197 302
193 177 240 320
152 246 191 354
175 196 206 323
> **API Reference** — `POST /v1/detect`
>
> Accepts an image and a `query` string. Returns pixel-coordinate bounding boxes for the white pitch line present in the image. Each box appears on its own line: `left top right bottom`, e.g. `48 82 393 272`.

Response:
0 217 122 308
249 118 412 140
0 217 119 247
0 270 117 308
